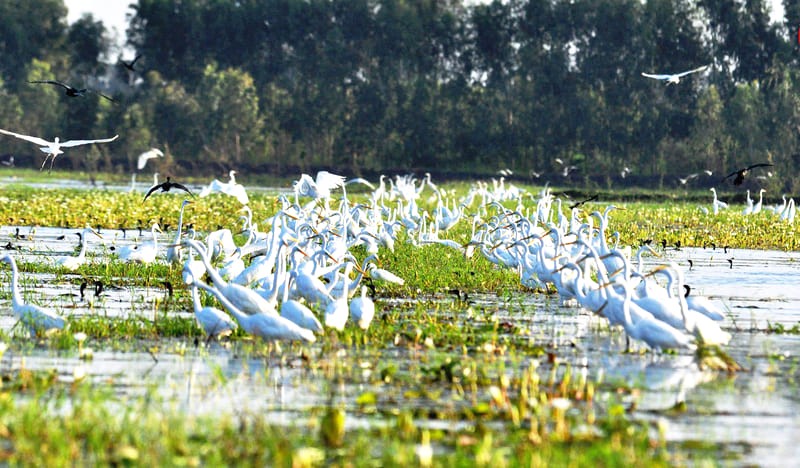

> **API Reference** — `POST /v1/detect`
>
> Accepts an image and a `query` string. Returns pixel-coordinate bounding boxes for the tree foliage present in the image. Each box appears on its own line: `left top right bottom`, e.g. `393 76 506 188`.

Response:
0 0 798 191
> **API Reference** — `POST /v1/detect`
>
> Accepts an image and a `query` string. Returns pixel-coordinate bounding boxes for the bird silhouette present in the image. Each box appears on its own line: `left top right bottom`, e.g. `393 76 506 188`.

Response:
569 194 599 210
143 176 194 201
120 54 142 72
722 163 773 186
29 80 114 102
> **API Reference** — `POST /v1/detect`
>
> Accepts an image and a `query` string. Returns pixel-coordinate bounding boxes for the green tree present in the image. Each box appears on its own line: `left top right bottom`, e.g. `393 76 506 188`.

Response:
0 0 67 88
197 64 264 167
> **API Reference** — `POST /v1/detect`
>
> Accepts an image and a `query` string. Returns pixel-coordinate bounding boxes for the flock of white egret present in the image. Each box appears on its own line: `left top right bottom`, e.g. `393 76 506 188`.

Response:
0 170 743 356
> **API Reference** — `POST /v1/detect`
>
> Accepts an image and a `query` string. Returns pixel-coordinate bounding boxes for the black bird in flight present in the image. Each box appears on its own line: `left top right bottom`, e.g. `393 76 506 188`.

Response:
120 54 142 72
143 176 194 201
568 194 599 210
29 80 115 102
722 163 773 186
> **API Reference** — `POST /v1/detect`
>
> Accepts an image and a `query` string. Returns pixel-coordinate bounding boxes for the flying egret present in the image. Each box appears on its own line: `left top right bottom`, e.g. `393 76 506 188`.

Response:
28 79 115 101
0 128 118 171
641 65 709 85
136 148 164 170
0 255 65 335
293 171 346 201
143 176 194 201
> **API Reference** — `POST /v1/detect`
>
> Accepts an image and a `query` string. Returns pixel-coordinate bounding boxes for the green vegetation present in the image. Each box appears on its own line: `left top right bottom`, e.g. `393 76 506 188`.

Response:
0 185 791 464
1 1 798 190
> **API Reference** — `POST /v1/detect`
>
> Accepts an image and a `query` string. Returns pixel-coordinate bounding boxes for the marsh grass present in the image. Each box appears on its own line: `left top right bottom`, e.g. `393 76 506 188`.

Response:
0 184 789 464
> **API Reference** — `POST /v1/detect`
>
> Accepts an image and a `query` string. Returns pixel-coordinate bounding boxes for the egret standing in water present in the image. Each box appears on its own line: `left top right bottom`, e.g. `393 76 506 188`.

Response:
0 255 65 335
189 283 237 339
54 226 102 271
0 128 118 171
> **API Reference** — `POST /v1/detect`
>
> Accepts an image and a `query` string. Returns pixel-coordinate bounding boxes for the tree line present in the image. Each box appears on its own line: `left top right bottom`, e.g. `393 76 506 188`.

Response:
1 0 799 193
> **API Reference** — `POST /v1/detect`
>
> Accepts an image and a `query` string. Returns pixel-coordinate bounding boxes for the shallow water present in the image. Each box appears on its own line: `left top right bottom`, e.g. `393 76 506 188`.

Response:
0 217 799 465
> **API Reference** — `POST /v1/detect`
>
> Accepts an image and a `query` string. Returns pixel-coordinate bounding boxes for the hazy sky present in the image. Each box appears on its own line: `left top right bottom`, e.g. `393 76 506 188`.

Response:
66 0 788 47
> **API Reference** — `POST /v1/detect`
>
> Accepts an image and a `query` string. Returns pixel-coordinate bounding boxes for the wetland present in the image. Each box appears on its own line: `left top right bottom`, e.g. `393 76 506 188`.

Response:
0 170 797 466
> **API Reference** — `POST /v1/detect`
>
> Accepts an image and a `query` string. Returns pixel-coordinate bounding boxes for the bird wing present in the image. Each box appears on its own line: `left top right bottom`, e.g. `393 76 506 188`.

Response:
641 73 671 80
29 79 70 90
745 163 773 171
60 135 119 148
344 177 375 190
722 169 740 180
137 149 164 170
172 181 195 197
315 171 346 192
0 128 51 146
143 184 162 201
293 174 316 196
91 90 116 102
675 65 709 78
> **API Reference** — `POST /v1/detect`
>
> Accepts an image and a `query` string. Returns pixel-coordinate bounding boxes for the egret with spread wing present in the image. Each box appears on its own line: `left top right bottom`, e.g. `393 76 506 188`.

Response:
641 65 709 85
0 128 118 171
136 148 164 170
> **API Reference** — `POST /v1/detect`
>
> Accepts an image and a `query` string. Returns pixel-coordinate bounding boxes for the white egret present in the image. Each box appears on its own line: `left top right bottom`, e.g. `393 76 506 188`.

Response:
710 188 728 215
742 190 753 215
349 285 375 330
641 65 709 85
136 148 164 170
279 274 323 333
0 128 118 171
0 255 65 335
54 226 102 271
752 189 766 214
166 200 193 265
293 171 346 201
612 280 694 351
325 262 353 331
367 263 405 285
192 278 315 342
198 170 249 205
190 284 237 338
116 223 162 264
682 285 725 321
183 239 278 317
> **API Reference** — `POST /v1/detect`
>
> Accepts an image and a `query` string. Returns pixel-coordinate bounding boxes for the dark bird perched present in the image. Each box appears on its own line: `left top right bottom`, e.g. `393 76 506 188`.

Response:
120 54 142 72
28 80 115 102
568 194 599 210
143 176 194 201
722 163 773 186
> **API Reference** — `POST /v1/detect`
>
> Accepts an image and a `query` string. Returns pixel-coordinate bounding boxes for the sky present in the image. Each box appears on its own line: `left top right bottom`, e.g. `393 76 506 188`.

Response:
66 0 788 47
